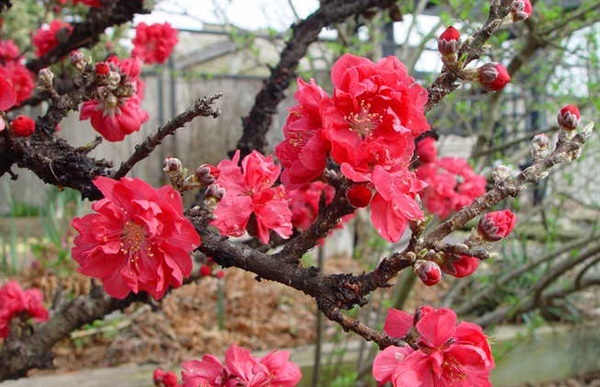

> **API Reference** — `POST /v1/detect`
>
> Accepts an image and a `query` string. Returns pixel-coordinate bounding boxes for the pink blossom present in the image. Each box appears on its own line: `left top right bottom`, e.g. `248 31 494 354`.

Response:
71 177 200 300
416 157 486 219
275 78 331 186
415 137 437 164
181 344 301 387
373 306 494 386
79 95 148 142
0 76 16 113
132 23 179 65
211 151 293 244
32 20 73 57
0 281 49 338
0 62 35 106
370 166 426 242
286 181 335 231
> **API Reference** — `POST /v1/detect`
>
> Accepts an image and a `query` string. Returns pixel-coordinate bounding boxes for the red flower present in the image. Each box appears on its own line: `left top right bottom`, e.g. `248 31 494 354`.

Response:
72 0 102 6
286 181 335 231
0 76 17 113
132 22 179 65
0 62 35 105
557 104 580 131
441 254 480 278
71 177 200 300
11 115 36 137
415 137 437 163
370 165 426 242
416 157 487 219
80 95 148 142
0 281 49 339
373 306 494 386
32 20 73 57
153 369 180 387
478 209 517 241
325 54 429 177
211 150 293 244
438 26 461 56
275 78 331 186
477 62 511 92
0 39 20 62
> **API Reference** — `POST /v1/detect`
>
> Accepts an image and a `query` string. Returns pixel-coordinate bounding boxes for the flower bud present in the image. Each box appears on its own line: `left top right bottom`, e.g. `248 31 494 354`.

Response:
195 164 218 186
557 104 580 131
532 133 550 158
511 0 533 21
215 270 225 279
437 26 461 57
11 115 36 137
478 62 511 91
478 209 517 241
413 260 442 286
492 164 512 184
70 50 85 70
440 254 479 278
347 185 372 208
95 62 110 76
205 185 225 201
163 157 182 174
416 137 437 163
38 68 54 89
199 264 212 277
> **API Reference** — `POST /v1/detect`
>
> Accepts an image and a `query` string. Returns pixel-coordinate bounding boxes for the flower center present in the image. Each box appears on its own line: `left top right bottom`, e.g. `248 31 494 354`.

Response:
121 220 146 269
346 100 381 139
442 354 467 382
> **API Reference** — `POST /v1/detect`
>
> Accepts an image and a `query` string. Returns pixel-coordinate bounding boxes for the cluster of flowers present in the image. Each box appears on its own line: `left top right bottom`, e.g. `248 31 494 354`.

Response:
373 306 495 386
79 55 149 141
414 138 487 219
276 54 431 243
0 281 48 339
0 39 34 106
153 344 302 387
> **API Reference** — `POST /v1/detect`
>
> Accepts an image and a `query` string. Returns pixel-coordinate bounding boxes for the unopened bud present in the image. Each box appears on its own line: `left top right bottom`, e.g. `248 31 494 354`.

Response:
163 157 183 174
11 115 36 137
478 62 511 92
532 133 550 158
195 164 218 186
38 68 54 89
437 26 461 57
106 71 121 88
70 50 86 71
95 62 110 76
205 185 225 201
346 185 372 208
413 260 442 286
492 164 512 184
477 210 517 242
557 104 580 131
511 0 533 22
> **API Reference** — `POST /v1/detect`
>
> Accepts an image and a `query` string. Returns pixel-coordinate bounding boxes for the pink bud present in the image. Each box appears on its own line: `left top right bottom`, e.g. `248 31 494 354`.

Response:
414 260 442 286
152 369 165 385
205 185 225 201
478 62 511 91
161 371 179 387
557 104 580 131
416 137 437 163
347 185 372 208
195 164 218 185
162 157 182 173
215 270 225 279
438 26 461 56
11 115 36 137
441 254 479 278
478 209 517 241
511 0 533 21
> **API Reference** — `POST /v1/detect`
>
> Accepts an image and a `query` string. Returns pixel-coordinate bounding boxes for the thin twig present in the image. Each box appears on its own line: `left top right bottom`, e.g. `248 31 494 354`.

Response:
113 94 222 179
